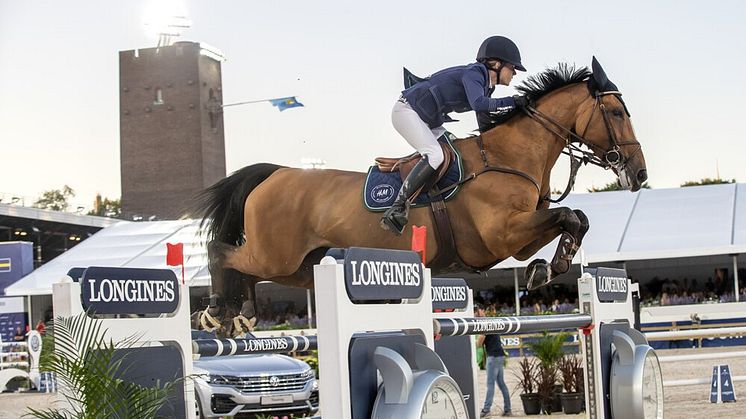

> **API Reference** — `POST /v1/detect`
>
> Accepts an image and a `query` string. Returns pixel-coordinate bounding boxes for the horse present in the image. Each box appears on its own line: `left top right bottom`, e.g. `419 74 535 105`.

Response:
190 58 647 335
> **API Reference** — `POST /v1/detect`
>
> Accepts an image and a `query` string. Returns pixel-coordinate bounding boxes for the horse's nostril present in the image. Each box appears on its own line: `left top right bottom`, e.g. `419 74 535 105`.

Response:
637 169 648 183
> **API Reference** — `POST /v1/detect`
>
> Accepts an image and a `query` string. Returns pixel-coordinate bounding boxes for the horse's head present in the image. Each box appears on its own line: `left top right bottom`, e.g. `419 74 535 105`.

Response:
574 57 647 191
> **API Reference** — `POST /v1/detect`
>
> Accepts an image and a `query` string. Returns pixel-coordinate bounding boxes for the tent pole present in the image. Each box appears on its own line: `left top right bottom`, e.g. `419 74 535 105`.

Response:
734 255 740 302
27 295 33 333
306 289 313 329
514 268 520 316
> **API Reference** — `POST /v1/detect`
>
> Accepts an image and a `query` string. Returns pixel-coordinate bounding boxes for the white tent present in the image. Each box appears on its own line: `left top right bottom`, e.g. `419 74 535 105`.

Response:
6 183 746 297
5 219 210 296
495 182 746 268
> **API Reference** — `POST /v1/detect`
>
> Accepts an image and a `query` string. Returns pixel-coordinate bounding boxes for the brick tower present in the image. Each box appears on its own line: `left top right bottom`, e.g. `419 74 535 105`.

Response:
119 41 226 220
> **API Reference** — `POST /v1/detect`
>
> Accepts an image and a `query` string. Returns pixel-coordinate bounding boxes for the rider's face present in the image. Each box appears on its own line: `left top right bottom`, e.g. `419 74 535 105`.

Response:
499 63 516 86
489 61 516 87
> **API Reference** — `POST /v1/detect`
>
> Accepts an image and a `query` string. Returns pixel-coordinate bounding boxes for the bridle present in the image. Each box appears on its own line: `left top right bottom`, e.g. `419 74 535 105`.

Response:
435 87 641 204
520 89 642 202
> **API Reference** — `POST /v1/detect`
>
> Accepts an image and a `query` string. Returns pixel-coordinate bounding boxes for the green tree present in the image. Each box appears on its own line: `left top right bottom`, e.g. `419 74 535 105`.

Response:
33 185 75 211
587 181 650 193
680 177 735 187
88 194 122 218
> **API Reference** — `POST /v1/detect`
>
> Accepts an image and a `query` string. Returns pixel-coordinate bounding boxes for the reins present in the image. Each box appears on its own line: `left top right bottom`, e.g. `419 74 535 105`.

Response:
436 88 640 204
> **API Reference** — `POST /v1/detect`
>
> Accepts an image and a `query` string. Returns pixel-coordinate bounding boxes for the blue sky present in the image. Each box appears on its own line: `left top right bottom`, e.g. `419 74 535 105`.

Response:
1 0 745 210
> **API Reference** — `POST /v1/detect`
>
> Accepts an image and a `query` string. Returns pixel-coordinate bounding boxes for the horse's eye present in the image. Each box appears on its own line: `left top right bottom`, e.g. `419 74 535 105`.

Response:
612 109 624 118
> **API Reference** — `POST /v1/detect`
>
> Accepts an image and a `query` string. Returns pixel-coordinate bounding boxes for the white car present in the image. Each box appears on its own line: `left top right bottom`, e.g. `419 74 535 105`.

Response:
192 331 319 418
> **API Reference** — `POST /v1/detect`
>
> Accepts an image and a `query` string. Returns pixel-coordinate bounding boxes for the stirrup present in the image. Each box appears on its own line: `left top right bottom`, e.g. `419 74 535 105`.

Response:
380 213 406 235
200 310 223 333
232 314 257 337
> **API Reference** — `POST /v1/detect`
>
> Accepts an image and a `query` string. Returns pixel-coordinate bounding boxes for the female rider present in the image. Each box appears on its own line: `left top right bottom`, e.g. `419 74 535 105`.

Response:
381 35 529 235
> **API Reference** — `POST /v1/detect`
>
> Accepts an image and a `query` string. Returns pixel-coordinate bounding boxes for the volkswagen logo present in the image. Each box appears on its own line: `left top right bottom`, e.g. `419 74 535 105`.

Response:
269 376 280 387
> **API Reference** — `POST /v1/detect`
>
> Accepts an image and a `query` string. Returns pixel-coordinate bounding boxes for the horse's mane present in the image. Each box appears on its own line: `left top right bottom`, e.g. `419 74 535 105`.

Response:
516 63 591 102
478 63 591 132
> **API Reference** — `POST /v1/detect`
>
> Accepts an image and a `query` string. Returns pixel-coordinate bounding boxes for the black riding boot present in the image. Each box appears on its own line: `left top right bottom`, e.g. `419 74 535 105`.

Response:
380 158 437 235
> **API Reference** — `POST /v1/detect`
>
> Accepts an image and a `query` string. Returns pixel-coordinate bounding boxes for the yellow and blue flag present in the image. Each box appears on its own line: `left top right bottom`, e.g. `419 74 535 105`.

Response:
269 96 304 112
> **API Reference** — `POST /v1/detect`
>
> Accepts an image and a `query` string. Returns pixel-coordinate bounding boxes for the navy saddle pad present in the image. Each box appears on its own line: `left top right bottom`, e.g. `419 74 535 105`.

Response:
363 139 464 211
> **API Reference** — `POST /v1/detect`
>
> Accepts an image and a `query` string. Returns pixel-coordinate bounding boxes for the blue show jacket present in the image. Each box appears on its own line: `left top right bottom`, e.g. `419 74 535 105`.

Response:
402 62 516 128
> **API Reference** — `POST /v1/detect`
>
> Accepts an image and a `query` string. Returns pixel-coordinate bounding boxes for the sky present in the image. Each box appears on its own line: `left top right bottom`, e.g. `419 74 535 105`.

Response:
1 0 745 211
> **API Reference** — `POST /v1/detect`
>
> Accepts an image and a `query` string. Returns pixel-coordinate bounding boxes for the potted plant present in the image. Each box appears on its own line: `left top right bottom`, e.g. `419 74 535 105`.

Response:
515 356 541 415
558 354 584 414
536 363 558 415
527 332 568 413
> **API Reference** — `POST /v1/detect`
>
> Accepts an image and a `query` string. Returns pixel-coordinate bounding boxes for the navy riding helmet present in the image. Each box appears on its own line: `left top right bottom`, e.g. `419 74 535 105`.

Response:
476 36 526 72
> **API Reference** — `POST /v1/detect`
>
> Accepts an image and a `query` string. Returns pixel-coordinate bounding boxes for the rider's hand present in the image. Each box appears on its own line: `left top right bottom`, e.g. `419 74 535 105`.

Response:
513 95 531 109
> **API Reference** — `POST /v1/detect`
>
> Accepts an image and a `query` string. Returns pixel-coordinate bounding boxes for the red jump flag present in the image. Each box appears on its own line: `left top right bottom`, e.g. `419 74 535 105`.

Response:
411 225 427 264
166 242 185 284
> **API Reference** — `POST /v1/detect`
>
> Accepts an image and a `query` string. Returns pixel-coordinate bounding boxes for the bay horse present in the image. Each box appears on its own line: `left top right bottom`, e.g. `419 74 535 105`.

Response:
191 58 647 335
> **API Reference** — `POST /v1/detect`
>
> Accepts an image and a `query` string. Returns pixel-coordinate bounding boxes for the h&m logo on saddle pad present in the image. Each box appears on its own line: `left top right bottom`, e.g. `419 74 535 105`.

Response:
370 184 396 203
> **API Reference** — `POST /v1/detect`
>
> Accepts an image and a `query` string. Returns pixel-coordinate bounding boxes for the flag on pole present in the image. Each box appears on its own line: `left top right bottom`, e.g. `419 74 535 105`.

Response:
269 96 304 111
166 242 185 284
411 225 427 264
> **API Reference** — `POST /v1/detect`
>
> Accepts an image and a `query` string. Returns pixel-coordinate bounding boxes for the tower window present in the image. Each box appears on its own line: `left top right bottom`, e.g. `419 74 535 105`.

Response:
154 87 164 105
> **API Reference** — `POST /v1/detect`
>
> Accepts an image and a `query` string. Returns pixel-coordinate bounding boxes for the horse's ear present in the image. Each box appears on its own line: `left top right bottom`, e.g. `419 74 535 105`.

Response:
591 56 609 89
591 56 620 93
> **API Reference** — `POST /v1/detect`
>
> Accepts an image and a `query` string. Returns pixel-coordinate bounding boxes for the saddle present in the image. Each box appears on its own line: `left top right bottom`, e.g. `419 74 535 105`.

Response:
374 140 456 186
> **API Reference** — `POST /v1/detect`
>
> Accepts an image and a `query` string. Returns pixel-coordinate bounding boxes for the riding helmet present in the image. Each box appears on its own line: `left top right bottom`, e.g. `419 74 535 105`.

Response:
476 36 526 71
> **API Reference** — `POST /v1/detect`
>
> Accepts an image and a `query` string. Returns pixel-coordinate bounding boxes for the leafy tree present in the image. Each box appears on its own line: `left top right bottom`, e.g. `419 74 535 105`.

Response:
680 177 735 187
33 185 75 211
88 194 122 218
587 181 650 193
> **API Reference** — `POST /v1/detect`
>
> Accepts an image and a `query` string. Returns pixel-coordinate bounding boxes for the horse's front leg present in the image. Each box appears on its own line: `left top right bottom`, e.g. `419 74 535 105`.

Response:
503 207 589 289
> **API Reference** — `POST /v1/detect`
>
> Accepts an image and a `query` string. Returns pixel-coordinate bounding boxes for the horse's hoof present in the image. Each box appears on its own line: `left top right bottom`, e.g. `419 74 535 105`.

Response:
551 232 577 274
526 259 552 290
232 315 257 337
199 309 223 333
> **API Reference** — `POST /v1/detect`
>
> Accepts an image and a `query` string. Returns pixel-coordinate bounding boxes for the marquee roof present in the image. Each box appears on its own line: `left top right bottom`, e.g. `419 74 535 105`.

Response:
7 183 746 296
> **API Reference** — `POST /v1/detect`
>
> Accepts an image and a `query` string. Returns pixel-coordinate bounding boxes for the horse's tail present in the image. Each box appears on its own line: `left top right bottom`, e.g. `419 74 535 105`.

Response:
190 163 284 245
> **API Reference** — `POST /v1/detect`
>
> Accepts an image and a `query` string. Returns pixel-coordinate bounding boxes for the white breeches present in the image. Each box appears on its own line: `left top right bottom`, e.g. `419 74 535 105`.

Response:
391 100 445 170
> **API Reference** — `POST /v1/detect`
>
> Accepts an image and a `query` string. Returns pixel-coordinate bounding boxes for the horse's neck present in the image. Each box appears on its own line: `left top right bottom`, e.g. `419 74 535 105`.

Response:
472 87 583 193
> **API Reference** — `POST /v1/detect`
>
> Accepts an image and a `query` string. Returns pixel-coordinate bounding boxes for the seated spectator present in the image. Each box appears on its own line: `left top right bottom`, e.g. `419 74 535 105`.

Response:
13 326 25 342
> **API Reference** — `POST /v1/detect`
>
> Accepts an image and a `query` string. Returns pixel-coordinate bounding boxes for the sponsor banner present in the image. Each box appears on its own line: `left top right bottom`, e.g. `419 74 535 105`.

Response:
0 242 33 295
81 267 179 315
66 267 86 282
586 267 628 302
343 247 424 302
193 335 318 357
431 278 469 311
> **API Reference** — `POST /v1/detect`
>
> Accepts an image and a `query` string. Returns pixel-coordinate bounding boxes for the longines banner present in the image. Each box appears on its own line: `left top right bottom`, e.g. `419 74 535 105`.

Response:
81 267 179 315
343 247 424 302
585 267 629 302
431 278 469 311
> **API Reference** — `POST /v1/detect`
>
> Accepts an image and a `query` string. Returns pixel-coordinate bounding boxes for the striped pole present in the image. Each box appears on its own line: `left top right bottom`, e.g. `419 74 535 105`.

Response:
194 335 317 357
433 314 593 337
194 314 592 357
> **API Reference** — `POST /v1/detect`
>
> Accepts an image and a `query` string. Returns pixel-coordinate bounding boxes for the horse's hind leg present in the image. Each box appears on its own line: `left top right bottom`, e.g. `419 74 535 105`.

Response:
201 241 257 336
